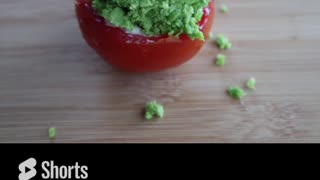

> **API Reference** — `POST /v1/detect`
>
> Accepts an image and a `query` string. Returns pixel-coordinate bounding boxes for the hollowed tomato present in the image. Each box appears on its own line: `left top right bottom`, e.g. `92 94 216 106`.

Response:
76 0 215 72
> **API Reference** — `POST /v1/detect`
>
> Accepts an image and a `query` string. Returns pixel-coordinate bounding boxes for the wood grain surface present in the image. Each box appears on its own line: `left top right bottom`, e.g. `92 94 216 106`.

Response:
1 0 320 143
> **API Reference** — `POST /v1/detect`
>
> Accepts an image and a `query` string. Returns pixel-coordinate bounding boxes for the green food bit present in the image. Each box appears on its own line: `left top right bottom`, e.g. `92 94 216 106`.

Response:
145 101 164 120
209 32 214 39
246 77 256 90
215 34 232 50
227 87 247 99
92 0 211 40
48 127 56 140
220 4 229 13
216 54 226 66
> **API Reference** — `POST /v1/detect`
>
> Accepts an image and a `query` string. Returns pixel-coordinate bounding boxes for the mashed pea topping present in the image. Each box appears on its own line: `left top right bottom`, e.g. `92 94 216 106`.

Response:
92 0 211 40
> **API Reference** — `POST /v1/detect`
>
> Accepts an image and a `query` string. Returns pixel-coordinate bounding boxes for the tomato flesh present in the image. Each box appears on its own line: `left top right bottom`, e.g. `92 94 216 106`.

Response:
76 0 215 72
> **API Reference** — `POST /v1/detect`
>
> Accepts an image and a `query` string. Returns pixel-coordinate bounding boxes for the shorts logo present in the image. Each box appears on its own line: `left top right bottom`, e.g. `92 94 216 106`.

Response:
19 158 37 180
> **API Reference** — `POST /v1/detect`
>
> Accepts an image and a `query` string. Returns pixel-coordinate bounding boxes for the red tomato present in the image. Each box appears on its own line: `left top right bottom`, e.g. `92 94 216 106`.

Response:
76 0 215 72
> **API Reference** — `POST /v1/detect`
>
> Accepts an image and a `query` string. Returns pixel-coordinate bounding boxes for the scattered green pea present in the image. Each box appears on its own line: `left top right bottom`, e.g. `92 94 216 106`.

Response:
215 34 232 50
227 87 247 99
246 77 256 90
48 127 56 140
216 54 226 66
220 4 229 13
145 101 164 120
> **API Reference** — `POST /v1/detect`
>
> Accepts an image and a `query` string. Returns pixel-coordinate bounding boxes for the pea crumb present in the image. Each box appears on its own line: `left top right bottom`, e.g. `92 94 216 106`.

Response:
209 33 214 39
220 4 229 13
227 87 247 99
215 34 232 50
145 101 164 120
48 127 56 140
216 54 226 66
246 77 256 90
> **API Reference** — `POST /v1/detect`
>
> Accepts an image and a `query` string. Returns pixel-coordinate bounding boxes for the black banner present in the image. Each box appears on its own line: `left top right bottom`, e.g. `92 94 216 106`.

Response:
1 145 154 180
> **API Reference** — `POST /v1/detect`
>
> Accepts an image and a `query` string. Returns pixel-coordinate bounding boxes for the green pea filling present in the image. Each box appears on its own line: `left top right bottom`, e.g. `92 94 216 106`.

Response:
92 0 211 40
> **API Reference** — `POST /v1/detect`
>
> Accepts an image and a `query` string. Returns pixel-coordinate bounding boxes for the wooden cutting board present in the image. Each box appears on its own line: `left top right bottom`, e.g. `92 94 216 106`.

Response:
1 0 320 143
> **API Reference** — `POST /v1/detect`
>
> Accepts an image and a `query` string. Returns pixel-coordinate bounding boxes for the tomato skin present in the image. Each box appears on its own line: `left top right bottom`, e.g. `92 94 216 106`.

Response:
76 0 215 72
